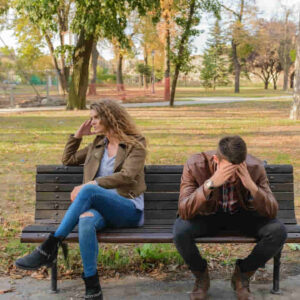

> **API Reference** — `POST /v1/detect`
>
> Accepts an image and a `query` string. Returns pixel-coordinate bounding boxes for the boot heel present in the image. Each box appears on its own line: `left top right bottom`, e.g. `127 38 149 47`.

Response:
47 258 57 268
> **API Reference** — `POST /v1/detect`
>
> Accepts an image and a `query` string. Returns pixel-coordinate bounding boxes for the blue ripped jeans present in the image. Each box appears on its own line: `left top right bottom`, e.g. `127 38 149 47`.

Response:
54 184 142 277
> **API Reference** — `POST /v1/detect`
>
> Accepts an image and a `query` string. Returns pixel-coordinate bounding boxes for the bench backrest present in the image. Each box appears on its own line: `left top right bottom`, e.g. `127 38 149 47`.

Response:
35 164 295 226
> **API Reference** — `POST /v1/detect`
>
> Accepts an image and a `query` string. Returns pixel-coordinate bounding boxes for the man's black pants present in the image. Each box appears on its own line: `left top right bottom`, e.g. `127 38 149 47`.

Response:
173 210 287 273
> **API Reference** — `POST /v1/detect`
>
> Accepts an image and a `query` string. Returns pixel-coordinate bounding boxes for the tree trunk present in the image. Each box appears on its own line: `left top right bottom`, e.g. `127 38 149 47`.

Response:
170 67 180 106
169 0 196 106
139 74 143 87
232 40 240 93
271 71 279 90
45 33 68 95
144 51 148 89
88 41 99 96
91 42 99 84
164 19 171 101
290 71 295 89
68 30 94 110
116 53 124 91
264 81 269 89
283 11 290 91
59 31 69 94
283 68 289 90
290 20 300 120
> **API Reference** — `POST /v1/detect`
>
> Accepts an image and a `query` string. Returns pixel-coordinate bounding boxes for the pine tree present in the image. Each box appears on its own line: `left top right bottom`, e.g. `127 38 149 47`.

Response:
200 20 229 90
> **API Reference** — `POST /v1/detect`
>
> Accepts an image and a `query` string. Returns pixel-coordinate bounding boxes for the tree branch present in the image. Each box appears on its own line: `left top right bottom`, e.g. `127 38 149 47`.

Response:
220 4 240 19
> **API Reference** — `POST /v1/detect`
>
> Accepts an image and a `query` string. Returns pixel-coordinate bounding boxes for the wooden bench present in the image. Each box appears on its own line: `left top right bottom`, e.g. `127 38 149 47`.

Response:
20 164 300 294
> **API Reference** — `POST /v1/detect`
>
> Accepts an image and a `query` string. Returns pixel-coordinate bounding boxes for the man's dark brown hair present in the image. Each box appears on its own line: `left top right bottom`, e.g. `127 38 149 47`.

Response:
217 135 247 164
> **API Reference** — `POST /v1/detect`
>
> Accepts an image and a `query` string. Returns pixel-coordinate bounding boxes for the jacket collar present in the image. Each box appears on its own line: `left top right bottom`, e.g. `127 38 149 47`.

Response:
94 135 129 171
95 135 127 148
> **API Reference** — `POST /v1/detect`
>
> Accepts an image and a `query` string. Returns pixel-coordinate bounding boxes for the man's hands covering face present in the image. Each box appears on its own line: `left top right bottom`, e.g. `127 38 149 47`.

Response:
236 162 258 194
210 164 238 188
210 161 258 196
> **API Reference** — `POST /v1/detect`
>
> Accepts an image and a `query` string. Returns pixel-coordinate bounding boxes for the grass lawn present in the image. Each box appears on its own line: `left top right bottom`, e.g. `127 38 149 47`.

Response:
0 98 299 279
174 86 293 99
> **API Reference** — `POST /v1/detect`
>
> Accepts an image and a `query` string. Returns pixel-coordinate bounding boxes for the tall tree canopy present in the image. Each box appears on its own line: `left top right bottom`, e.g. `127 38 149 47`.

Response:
169 0 220 106
15 0 159 109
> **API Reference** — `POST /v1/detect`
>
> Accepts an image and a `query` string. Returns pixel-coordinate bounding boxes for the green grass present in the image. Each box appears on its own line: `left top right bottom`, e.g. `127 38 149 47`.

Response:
0 97 299 277
174 86 292 99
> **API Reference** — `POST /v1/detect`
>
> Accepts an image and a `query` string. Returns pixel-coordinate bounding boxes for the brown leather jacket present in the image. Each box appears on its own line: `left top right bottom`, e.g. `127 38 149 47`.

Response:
62 134 147 199
178 150 278 220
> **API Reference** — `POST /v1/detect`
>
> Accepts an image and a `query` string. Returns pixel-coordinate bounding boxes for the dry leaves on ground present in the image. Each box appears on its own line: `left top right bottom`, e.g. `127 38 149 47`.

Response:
0 288 14 294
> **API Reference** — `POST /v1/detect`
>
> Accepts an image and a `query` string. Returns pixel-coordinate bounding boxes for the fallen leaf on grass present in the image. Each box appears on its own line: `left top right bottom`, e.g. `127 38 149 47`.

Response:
10 274 23 279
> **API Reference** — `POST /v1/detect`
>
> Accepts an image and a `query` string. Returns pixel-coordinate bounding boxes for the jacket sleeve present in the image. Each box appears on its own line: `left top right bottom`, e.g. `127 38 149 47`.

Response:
95 138 146 189
251 165 278 219
62 135 90 166
178 160 209 220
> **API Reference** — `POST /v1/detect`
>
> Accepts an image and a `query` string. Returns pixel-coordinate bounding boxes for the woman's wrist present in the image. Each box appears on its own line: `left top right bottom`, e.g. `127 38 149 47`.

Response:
74 132 82 139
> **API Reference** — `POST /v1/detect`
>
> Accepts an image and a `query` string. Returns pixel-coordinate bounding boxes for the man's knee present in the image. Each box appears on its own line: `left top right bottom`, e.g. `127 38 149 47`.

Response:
261 221 287 243
173 218 194 245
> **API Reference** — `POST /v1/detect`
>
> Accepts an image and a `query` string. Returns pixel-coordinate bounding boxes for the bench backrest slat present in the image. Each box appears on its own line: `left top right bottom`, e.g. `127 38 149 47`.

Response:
35 165 295 225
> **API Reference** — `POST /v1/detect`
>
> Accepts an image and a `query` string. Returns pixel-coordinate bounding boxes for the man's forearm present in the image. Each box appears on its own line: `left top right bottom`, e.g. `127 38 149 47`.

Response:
203 183 213 199
246 180 259 198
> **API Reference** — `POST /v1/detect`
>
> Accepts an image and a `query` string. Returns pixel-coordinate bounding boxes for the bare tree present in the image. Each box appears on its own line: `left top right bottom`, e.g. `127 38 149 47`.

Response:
282 8 292 90
221 0 247 93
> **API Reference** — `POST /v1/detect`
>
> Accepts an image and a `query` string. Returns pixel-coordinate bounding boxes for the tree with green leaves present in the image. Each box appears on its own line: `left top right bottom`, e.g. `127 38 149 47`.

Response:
136 62 151 86
169 0 220 106
0 0 9 16
69 0 159 109
159 0 175 101
15 0 72 96
200 20 229 90
135 12 164 91
16 0 159 109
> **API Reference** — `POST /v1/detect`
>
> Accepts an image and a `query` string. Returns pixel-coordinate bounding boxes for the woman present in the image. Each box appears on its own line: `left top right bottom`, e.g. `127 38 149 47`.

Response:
16 99 147 300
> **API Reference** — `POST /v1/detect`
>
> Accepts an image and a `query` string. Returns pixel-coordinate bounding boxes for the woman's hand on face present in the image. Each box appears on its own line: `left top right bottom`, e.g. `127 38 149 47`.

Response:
74 120 96 138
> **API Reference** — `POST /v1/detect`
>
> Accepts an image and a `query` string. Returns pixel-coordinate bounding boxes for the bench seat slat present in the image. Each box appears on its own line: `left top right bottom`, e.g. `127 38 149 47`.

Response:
20 232 300 244
21 224 300 234
32 217 298 226
34 208 296 220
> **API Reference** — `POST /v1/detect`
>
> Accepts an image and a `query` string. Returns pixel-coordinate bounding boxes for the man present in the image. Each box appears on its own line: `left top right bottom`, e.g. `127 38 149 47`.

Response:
173 136 287 300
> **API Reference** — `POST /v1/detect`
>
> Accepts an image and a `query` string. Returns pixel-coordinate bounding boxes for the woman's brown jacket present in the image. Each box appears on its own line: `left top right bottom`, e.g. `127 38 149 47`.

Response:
62 134 147 199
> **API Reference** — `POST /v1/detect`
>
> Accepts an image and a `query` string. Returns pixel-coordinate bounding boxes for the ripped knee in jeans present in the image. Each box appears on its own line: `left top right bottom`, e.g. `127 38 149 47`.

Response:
79 211 94 218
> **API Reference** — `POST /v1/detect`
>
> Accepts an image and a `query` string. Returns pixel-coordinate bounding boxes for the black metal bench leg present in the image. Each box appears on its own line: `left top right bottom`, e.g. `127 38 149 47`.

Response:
50 260 59 293
271 249 282 294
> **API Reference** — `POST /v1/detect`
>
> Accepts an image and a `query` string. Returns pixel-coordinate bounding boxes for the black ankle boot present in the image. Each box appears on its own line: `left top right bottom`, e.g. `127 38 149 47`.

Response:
15 233 63 270
82 272 103 300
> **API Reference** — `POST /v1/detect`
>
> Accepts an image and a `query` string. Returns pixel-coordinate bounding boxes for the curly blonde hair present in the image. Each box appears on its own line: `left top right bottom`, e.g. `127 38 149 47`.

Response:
90 99 146 149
